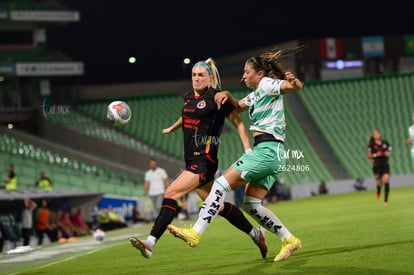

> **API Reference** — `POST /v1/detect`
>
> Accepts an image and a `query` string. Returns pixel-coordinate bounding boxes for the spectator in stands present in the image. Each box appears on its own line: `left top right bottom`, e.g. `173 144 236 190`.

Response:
35 171 53 191
406 112 414 168
367 129 392 206
56 210 78 242
129 57 267 260
54 210 74 242
21 197 37 246
3 164 17 191
95 207 127 231
71 208 91 236
142 159 170 220
95 207 112 231
48 210 61 242
107 206 127 228
353 178 367 191
35 199 55 245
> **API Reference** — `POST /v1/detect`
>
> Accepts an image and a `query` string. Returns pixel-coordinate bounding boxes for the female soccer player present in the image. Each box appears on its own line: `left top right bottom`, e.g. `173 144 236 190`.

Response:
367 129 392 205
129 58 267 259
168 46 304 262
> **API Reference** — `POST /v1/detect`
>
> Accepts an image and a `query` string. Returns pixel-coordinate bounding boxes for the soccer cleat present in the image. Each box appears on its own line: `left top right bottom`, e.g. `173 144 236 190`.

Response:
274 235 301 262
376 193 380 200
252 227 268 259
129 237 153 258
384 201 389 206
167 224 200 247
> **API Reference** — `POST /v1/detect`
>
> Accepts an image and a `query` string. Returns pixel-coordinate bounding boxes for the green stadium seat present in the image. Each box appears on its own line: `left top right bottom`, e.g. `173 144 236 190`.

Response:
0 133 142 196
300 73 414 178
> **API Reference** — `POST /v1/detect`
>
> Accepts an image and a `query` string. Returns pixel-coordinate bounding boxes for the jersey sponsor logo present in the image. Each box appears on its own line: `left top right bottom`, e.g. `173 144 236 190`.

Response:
183 115 200 130
197 100 206 109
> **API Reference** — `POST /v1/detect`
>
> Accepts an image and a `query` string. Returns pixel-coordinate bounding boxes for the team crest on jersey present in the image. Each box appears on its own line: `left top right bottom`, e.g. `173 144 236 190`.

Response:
246 95 253 104
197 100 206 109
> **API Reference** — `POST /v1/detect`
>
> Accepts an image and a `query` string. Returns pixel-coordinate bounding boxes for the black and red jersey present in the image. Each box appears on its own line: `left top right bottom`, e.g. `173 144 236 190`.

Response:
368 139 391 166
181 88 235 162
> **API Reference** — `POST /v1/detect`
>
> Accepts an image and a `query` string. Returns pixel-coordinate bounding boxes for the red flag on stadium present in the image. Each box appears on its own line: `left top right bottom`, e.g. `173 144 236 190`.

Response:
320 38 343 59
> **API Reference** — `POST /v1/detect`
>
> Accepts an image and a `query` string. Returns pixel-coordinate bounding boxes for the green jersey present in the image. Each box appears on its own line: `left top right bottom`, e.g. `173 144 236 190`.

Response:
409 124 414 152
242 77 286 142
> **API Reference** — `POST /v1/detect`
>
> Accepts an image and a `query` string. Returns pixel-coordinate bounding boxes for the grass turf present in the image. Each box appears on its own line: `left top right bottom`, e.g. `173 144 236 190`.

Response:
1 185 413 275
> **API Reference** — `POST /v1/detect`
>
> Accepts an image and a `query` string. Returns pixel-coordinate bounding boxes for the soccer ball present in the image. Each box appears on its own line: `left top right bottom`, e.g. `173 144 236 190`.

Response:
107 100 131 126
93 229 105 242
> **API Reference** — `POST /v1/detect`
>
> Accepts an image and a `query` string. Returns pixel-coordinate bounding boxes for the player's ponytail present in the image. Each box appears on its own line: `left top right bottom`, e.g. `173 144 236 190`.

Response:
204 58 222 90
248 44 308 80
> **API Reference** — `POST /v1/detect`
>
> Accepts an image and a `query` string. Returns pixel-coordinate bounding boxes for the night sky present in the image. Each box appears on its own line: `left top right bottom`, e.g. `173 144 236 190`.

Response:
47 1 412 85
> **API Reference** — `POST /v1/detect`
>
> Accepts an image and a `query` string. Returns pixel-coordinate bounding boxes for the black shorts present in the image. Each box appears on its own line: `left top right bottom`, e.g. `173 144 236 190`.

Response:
185 158 218 187
373 162 390 175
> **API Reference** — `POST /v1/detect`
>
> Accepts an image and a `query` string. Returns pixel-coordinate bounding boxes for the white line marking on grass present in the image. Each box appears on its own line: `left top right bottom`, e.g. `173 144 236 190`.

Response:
2 234 137 275
38 240 128 269
38 248 101 269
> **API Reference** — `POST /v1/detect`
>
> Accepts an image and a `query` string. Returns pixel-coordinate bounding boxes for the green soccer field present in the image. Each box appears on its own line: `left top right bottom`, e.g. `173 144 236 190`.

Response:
1 185 414 275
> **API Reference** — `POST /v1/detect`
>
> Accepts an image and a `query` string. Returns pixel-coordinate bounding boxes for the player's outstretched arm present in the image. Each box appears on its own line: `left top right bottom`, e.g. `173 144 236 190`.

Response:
215 91 247 113
162 117 183 134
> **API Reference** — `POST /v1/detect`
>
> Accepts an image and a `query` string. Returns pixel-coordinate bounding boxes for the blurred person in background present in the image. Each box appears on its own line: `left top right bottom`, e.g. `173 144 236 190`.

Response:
318 180 328 195
309 180 326 196
48 210 61 242
95 207 126 231
34 171 53 191
56 210 79 242
71 208 91 236
21 197 37 246
107 206 127 229
55 210 73 242
142 159 170 220
353 178 367 191
3 164 17 190
95 207 112 231
35 199 55 245
367 129 392 206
